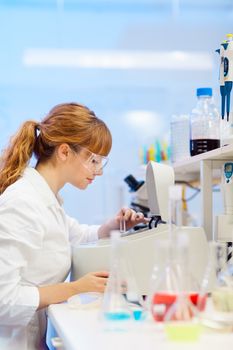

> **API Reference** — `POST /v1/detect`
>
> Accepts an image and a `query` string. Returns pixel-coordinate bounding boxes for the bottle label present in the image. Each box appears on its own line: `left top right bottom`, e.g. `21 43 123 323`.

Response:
190 139 220 156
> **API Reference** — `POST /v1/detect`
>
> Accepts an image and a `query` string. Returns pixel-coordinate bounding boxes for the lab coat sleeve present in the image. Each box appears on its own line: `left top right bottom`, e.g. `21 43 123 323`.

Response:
0 197 44 327
66 214 100 245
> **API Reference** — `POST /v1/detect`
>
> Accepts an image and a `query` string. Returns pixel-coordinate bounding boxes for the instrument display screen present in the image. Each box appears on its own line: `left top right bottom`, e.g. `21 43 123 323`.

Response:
225 163 233 173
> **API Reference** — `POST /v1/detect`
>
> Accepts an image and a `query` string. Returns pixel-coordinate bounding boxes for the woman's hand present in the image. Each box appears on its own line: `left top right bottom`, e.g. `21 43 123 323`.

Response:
72 271 109 294
38 271 109 309
98 207 148 238
115 207 148 231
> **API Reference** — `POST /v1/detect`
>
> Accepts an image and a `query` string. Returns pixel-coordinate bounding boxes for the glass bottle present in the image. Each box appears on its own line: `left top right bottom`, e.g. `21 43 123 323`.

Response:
190 87 220 156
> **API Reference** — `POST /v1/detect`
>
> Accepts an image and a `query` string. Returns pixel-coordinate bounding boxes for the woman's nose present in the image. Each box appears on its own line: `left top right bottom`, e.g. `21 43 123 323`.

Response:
94 168 103 176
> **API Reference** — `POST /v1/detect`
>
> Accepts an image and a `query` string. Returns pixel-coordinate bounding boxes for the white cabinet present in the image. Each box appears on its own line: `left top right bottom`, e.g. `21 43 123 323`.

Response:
173 144 233 240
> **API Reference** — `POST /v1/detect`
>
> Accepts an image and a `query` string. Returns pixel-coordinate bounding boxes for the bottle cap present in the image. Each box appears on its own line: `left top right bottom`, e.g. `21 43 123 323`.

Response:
196 87 212 97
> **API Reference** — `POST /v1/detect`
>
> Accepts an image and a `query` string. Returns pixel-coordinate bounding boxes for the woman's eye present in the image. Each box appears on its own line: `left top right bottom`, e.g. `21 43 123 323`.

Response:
91 158 99 165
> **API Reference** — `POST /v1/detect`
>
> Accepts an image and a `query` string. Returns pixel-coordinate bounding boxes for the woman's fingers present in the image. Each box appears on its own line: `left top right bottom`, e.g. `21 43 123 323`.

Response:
93 271 109 278
120 208 138 221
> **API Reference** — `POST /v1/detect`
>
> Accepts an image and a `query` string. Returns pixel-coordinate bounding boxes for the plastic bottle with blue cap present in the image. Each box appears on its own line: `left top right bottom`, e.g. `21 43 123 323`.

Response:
190 87 220 156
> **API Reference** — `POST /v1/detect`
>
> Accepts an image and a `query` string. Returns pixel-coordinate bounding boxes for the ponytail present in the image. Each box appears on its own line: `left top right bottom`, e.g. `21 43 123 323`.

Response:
0 102 112 195
0 121 38 194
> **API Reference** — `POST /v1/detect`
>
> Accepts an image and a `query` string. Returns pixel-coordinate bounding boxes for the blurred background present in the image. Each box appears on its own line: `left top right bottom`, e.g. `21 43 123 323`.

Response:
0 0 232 224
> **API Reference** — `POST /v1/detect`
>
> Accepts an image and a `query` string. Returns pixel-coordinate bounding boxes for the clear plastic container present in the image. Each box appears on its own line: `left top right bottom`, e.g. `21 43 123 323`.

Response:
170 114 190 163
190 87 220 156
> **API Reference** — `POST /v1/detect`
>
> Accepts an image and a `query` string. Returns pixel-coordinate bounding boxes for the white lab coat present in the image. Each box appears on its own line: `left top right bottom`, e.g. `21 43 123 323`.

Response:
0 167 99 350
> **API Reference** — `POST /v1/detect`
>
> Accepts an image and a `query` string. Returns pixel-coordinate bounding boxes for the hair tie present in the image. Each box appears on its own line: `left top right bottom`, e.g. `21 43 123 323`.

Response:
35 125 41 138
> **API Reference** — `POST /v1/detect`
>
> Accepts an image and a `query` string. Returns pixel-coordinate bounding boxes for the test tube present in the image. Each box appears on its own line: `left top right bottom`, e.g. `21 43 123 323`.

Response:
120 219 126 234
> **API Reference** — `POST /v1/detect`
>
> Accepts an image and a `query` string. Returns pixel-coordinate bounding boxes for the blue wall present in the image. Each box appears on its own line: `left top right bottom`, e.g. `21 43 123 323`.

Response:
0 1 231 224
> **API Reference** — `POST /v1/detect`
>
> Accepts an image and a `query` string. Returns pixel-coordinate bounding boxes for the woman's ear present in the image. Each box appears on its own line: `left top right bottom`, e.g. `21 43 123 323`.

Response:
56 143 70 162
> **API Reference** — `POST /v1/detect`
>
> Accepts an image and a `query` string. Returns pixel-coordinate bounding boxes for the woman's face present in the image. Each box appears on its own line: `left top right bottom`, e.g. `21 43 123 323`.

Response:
66 146 107 190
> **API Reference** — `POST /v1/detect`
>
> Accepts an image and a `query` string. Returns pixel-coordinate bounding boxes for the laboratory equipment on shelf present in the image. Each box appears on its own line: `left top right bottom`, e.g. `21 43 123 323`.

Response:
216 34 233 122
190 87 220 156
170 114 190 163
215 162 233 270
216 34 233 145
198 242 233 332
71 161 208 296
215 162 233 253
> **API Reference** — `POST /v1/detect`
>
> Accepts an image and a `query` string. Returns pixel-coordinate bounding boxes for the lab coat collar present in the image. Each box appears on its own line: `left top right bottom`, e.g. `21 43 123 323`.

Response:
23 167 63 207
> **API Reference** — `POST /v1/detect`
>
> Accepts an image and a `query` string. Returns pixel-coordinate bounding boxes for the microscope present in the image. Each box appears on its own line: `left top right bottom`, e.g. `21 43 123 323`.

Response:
71 161 208 295
124 174 149 218
124 161 176 229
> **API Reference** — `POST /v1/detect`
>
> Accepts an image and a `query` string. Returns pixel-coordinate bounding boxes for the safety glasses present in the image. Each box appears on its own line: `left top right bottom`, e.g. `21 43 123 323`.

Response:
73 145 109 172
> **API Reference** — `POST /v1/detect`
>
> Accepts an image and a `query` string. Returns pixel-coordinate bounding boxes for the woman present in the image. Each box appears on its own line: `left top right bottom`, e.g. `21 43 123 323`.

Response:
0 103 146 349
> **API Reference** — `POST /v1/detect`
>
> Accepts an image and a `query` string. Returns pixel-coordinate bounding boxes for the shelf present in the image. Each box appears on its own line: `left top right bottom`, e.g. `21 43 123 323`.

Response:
171 143 233 240
173 143 233 182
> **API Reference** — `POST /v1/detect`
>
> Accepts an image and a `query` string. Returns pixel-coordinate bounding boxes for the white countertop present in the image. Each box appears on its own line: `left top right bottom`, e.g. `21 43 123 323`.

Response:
48 303 233 350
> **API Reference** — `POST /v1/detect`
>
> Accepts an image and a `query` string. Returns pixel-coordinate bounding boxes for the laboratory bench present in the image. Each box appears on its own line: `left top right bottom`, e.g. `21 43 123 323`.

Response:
48 303 233 350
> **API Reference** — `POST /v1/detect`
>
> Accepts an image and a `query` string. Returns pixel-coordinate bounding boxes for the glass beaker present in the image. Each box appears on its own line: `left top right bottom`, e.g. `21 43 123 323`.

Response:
198 241 233 331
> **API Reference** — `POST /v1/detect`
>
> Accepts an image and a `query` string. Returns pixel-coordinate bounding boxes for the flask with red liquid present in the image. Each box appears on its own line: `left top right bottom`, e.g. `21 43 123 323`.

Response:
150 236 199 322
149 185 200 322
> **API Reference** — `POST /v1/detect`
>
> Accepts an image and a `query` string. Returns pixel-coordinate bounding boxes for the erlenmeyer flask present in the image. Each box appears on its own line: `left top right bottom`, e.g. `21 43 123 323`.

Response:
198 241 233 331
163 235 201 342
100 231 132 324
168 185 200 305
150 234 199 322
100 230 145 328
164 292 201 342
149 185 183 321
150 239 180 322
120 245 145 321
